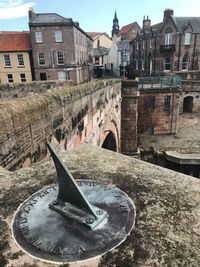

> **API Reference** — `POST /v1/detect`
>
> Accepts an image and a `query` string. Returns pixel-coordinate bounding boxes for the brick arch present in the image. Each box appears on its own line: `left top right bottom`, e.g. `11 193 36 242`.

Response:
99 119 120 152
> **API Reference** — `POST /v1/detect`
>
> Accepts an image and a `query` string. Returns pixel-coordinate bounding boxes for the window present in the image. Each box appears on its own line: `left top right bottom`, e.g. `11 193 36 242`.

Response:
145 96 155 109
7 74 13 83
184 32 191 45
4 54 11 67
164 57 171 71
165 32 172 46
17 54 24 66
38 52 45 65
35 32 43 43
55 31 62 42
182 53 189 70
57 51 64 65
20 73 26 82
95 57 99 64
40 72 47 80
164 95 171 111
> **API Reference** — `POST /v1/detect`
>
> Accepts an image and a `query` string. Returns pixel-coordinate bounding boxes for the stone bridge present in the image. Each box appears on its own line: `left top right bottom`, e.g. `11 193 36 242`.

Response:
0 79 139 170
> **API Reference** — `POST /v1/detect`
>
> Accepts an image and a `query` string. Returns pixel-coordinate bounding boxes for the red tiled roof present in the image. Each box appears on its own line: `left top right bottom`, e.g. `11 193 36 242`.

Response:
117 22 138 36
0 31 31 52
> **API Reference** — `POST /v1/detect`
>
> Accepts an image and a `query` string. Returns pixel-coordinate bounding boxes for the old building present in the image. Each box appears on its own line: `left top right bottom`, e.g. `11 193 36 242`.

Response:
0 31 32 84
28 8 93 84
87 32 112 48
131 9 200 77
108 12 141 77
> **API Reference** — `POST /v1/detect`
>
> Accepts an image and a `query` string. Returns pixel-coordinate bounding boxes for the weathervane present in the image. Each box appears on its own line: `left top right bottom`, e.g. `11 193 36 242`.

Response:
12 143 136 264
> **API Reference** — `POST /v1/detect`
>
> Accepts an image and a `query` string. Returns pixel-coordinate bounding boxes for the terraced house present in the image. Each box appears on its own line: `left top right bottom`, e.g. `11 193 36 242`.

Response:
0 31 32 84
131 9 200 77
28 8 93 84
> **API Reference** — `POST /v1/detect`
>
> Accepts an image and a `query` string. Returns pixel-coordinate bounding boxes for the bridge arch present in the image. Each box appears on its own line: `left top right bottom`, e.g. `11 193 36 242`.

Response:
100 119 120 152
102 131 117 152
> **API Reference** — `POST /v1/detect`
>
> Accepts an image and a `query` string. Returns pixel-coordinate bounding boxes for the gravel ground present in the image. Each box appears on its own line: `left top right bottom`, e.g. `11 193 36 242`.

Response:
139 113 200 153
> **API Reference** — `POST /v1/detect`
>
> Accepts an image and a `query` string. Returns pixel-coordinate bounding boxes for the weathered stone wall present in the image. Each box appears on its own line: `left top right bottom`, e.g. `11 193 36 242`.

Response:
0 80 73 100
0 79 121 170
138 88 180 135
0 144 199 267
121 80 139 155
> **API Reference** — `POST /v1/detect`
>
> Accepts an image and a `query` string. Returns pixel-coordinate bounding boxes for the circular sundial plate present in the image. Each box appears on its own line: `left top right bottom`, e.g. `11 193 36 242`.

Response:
12 180 135 264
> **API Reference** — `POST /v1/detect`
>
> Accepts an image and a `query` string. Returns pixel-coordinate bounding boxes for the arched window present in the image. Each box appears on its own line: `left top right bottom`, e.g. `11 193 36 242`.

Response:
182 52 189 70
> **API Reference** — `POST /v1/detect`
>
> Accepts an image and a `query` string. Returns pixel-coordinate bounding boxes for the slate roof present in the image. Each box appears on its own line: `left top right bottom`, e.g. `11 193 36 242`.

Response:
29 13 73 25
93 47 109 56
0 32 31 52
117 40 130 51
172 17 200 32
117 22 139 37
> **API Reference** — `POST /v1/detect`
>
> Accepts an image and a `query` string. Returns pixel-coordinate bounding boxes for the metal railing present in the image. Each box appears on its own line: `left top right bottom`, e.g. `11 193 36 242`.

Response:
139 75 181 89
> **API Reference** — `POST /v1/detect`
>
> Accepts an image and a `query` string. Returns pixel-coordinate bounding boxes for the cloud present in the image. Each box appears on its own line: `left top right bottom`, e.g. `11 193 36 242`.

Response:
0 0 35 19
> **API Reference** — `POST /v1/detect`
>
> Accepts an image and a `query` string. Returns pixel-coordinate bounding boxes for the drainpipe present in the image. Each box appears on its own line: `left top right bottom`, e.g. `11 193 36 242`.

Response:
171 90 175 134
192 33 197 70
177 33 181 71
153 37 156 74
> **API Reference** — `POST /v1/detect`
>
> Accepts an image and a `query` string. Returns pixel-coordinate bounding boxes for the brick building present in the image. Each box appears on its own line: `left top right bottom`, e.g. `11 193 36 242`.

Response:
131 9 200 77
0 31 32 84
28 8 93 84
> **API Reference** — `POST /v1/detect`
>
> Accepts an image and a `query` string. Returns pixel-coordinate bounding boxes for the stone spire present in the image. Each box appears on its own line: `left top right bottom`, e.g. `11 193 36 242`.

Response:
112 11 120 37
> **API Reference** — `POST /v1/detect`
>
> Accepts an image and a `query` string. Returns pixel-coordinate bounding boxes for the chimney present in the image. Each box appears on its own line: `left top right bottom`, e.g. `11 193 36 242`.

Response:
74 21 80 27
28 7 35 20
164 9 174 20
143 15 151 31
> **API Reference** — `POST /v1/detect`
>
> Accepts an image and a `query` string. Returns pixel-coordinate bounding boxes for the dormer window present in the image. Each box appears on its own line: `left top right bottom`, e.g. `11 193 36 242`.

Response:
184 32 191 45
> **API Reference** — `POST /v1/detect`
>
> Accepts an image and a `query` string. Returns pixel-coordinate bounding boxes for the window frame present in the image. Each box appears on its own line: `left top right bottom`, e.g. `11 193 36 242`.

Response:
57 51 65 65
4 54 11 67
184 32 191 45
164 57 171 71
35 31 43 43
17 54 24 67
7 74 13 83
165 32 172 46
163 95 171 111
20 73 26 82
55 31 62 43
38 52 45 65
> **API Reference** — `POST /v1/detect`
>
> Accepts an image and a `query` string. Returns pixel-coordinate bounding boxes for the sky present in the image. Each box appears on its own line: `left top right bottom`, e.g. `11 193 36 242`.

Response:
1 0 200 36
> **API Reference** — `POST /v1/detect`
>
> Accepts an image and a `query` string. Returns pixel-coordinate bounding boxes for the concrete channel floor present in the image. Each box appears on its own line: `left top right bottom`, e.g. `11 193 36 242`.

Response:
139 113 200 153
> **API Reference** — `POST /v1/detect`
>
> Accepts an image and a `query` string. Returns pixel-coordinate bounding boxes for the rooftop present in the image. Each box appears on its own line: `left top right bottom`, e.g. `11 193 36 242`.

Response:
0 32 31 52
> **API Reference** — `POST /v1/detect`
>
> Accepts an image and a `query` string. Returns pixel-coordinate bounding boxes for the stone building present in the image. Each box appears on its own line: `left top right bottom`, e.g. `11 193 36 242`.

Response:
108 12 141 77
0 31 32 84
131 9 200 77
28 8 93 84
87 32 112 48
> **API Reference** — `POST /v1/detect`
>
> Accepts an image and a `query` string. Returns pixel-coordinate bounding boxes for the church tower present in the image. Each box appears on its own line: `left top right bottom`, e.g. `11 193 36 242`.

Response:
112 11 120 37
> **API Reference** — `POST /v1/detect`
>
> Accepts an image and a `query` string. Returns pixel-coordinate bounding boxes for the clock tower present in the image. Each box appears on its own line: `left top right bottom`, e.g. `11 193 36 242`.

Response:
112 11 120 37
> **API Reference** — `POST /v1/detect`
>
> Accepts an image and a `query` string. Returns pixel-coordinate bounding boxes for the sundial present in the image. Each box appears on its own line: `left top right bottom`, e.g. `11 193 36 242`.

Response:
12 143 136 264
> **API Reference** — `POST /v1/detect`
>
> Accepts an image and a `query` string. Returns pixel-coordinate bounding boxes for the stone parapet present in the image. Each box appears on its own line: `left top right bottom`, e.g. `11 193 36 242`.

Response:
0 144 199 266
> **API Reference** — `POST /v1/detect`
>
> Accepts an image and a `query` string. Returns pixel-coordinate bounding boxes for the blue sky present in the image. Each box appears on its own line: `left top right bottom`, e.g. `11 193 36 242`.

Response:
1 0 200 36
